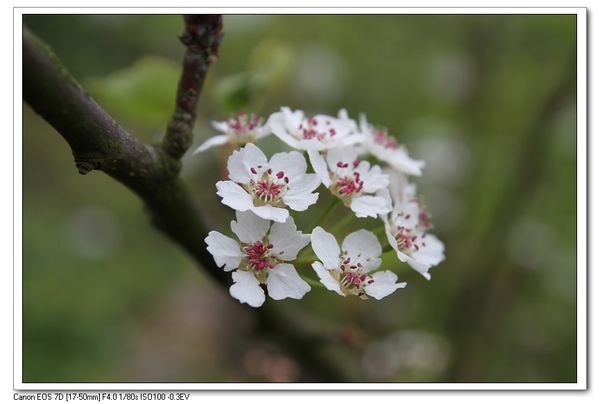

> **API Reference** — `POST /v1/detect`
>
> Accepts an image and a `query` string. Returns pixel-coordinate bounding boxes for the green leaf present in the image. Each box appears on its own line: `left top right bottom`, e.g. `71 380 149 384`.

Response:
85 55 179 127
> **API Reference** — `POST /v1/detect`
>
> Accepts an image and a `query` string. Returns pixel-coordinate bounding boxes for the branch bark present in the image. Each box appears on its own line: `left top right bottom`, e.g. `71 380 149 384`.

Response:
23 21 229 287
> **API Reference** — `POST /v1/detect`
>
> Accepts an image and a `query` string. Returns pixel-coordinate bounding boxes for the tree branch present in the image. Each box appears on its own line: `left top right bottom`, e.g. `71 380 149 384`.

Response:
22 18 347 381
23 23 228 287
162 15 223 159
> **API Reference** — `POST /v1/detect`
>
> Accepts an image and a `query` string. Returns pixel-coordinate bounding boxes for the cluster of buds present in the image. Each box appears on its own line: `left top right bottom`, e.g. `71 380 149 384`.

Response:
200 107 445 307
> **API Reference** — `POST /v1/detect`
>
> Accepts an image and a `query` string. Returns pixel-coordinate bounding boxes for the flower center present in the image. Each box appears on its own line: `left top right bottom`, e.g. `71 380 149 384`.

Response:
227 112 263 136
246 167 289 206
336 256 374 298
395 226 427 253
373 129 398 149
298 117 336 141
243 240 277 272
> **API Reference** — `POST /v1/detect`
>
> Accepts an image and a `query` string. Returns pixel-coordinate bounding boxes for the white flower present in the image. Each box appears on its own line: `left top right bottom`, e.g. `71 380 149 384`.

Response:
382 172 445 280
205 210 311 307
216 143 321 223
268 107 364 178
317 146 391 218
193 112 270 153
358 114 425 176
310 227 406 300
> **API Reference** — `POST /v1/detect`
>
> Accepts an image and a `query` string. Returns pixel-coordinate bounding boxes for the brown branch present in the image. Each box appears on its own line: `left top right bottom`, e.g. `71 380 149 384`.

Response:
23 24 228 288
162 15 223 159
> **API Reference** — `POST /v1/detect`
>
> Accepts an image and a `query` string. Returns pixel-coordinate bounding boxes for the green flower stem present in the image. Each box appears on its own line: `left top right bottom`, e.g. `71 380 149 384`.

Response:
300 276 325 289
309 197 339 231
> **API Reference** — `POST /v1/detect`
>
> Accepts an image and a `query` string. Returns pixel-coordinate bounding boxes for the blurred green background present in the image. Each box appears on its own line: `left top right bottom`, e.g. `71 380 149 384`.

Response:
22 14 577 382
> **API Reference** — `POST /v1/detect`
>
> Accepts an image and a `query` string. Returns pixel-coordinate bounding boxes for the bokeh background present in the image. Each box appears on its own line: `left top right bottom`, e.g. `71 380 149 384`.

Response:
22 14 577 382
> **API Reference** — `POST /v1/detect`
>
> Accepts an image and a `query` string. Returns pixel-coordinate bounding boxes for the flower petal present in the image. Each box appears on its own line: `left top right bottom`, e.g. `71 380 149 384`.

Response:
326 147 358 174
205 231 243 271
283 174 320 211
268 110 302 149
308 149 330 187
341 229 382 271
230 270 266 307
311 261 343 295
193 134 229 153
216 181 254 212
360 164 389 193
269 150 307 179
364 270 407 300
350 195 392 218
231 210 270 243
268 216 310 260
227 143 268 183
310 227 341 269
267 263 311 300
250 205 289 223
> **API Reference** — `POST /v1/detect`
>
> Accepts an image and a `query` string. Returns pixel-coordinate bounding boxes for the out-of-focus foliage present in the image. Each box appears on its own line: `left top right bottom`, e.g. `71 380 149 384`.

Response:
22 14 577 382
86 56 180 127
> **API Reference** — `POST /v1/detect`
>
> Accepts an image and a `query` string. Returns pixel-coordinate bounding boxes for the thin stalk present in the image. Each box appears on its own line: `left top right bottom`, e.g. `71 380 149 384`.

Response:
308 197 339 231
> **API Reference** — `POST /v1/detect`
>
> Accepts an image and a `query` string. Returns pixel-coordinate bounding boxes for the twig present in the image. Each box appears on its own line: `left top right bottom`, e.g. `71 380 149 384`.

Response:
162 15 223 159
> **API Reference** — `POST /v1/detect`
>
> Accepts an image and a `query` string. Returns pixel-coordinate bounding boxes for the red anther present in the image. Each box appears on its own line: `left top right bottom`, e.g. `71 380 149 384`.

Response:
284 177 289 184
337 161 348 168
250 167 257 174
405 214 411 219
276 171 284 179
267 168 272 174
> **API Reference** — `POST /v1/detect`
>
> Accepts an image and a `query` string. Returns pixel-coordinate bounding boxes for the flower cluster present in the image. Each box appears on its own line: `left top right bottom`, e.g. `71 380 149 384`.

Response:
199 107 445 307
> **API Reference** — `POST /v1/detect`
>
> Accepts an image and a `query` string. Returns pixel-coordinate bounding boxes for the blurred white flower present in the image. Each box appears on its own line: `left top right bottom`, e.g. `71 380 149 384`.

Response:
382 172 445 280
318 146 391 218
193 112 270 153
358 114 425 176
205 210 311 307
216 143 320 223
310 227 406 300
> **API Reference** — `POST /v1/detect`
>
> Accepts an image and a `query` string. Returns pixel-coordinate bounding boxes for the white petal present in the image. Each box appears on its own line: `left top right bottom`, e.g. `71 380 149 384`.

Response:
230 270 265 307
193 134 230 153
311 261 343 295
250 205 289 223
392 200 420 229
364 271 407 300
326 147 358 173
269 150 308 179
307 149 331 187
269 110 302 149
407 259 433 280
310 227 341 269
267 263 311 300
408 234 445 275
361 165 390 193
227 143 268 183
204 231 243 271
231 210 270 243
268 216 310 260
281 107 304 132
211 120 230 133
283 174 321 211
385 148 425 176
350 195 392 218
341 229 382 271
216 181 254 212
340 133 367 147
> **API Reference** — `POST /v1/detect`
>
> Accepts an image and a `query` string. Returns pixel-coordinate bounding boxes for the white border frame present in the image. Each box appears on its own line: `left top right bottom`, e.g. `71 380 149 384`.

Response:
13 7 587 391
